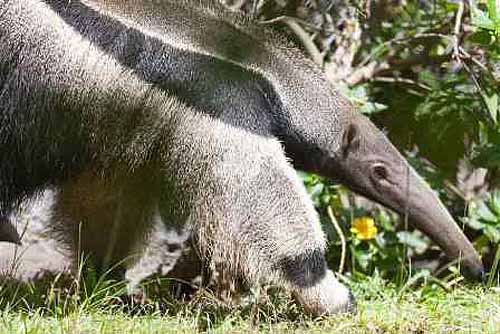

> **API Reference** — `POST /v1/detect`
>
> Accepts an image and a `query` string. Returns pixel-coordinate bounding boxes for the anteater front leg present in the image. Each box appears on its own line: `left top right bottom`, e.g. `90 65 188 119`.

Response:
165 116 355 315
214 153 355 315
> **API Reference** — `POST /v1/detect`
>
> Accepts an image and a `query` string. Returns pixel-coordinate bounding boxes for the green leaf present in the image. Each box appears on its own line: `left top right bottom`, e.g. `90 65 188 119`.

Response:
471 1 496 30
482 92 499 124
397 231 429 254
418 70 439 89
309 183 324 197
490 191 500 216
360 102 388 114
468 30 494 45
476 201 498 223
485 225 500 243
464 217 486 230
487 0 499 21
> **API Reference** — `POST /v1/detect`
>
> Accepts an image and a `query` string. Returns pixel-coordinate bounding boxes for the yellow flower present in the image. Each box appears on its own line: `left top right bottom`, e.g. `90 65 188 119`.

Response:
350 217 378 240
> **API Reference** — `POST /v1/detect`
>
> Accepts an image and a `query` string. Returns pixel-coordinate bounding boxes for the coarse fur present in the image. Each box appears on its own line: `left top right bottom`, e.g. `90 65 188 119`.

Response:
0 0 353 314
0 0 483 315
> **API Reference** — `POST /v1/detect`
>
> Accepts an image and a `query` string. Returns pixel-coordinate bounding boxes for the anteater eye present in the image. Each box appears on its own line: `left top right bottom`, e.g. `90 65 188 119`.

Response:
372 164 388 180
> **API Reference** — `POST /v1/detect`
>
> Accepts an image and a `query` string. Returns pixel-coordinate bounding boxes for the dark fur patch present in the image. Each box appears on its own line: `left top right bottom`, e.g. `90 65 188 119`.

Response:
44 0 281 137
277 248 326 288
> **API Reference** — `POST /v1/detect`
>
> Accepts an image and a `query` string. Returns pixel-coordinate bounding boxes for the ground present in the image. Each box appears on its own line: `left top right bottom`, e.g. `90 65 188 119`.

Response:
0 274 498 334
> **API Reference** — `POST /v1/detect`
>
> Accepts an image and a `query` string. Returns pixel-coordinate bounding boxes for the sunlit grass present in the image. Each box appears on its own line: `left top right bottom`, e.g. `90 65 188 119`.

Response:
0 271 498 333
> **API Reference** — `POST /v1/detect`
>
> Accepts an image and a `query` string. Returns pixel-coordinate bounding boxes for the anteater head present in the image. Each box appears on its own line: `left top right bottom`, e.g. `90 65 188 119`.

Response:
330 113 484 281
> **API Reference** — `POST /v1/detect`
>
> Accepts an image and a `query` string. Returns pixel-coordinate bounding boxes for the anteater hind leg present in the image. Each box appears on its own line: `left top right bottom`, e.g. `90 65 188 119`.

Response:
50 168 160 278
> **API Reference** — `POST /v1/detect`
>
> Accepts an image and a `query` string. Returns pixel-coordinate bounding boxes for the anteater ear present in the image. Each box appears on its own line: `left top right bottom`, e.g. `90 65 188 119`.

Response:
342 123 361 157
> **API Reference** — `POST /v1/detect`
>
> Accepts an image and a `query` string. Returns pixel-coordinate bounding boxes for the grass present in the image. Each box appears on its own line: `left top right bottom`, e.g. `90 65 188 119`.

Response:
0 273 498 333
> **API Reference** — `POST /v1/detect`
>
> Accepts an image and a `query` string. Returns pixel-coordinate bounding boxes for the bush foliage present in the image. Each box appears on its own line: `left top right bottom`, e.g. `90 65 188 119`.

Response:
224 0 500 284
